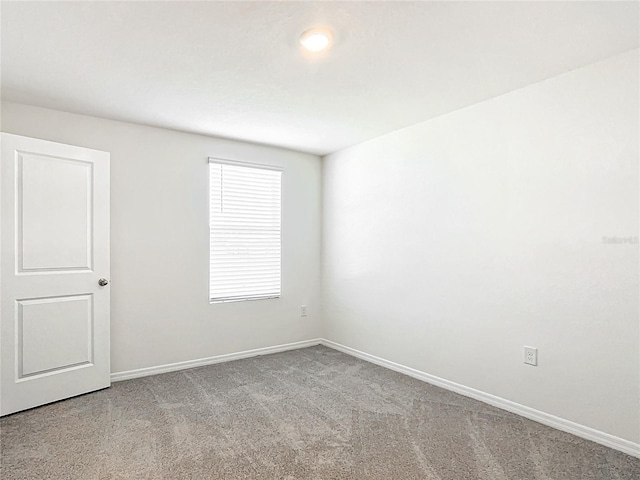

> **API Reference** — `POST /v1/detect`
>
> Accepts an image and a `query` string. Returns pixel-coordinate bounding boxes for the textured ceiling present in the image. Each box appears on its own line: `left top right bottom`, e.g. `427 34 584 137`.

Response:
1 1 638 155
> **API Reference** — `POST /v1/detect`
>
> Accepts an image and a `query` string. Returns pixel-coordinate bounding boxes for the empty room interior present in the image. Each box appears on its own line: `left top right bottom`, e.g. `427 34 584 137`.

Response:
0 1 639 479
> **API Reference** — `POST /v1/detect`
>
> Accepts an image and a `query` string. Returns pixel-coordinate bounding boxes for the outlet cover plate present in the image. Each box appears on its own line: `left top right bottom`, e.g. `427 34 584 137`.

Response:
524 346 538 366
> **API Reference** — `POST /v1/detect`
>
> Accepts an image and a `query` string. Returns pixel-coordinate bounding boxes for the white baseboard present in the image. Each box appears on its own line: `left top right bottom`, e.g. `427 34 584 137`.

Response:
320 339 640 459
109 336 638 458
110 338 322 382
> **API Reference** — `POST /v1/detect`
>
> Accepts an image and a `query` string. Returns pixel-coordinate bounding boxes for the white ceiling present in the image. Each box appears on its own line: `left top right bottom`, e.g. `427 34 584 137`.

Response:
1 1 638 155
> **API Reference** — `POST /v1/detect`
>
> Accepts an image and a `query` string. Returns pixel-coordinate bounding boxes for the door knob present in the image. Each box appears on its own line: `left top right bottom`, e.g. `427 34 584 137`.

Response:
98 278 109 287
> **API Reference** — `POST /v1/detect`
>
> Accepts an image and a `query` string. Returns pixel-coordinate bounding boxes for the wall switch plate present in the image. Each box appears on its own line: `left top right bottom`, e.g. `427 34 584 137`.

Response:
524 346 538 366
300 305 308 317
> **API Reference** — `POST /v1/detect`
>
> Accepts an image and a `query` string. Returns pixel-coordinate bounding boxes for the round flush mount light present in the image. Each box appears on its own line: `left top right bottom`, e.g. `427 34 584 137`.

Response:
300 28 333 53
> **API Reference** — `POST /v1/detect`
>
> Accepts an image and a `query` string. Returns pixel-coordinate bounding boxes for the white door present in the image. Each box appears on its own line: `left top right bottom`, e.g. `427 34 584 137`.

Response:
0 133 110 416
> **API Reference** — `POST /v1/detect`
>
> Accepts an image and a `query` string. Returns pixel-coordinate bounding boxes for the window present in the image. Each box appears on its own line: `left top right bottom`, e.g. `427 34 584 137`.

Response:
209 158 282 302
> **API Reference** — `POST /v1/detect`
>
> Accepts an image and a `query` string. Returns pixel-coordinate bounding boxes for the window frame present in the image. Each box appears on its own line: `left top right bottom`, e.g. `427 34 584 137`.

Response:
208 157 283 304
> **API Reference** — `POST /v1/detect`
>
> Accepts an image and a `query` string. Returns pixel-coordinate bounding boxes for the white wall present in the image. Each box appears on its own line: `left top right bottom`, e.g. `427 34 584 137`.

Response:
322 50 639 443
1 102 322 374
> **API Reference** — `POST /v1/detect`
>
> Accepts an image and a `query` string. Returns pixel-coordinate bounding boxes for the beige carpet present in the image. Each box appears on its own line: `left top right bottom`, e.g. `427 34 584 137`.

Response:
1 345 638 479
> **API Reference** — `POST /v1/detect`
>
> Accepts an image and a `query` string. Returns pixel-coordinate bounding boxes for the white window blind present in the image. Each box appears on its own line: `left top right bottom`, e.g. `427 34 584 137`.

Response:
209 159 282 302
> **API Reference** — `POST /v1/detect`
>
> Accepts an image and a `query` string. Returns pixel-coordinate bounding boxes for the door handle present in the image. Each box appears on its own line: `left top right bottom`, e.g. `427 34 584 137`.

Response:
98 278 109 287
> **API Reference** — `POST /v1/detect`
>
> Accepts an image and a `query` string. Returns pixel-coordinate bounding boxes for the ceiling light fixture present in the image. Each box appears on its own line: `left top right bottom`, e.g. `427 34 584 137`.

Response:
300 28 332 53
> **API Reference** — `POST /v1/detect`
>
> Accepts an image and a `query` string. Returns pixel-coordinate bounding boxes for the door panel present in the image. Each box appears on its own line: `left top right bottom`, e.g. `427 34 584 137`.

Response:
18 294 93 378
19 152 93 272
1 133 110 416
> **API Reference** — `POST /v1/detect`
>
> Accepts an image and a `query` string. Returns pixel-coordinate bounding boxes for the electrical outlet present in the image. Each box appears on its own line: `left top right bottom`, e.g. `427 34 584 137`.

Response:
524 346 538 366
300 305 308 317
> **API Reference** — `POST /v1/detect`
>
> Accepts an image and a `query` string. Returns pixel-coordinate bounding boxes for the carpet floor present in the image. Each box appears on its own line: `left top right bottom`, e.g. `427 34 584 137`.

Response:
1 345 638 479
